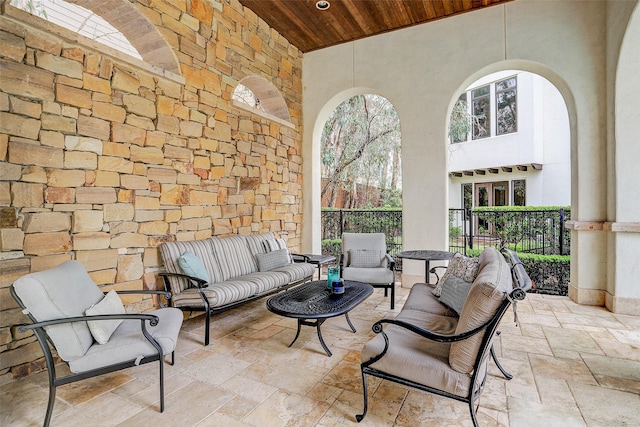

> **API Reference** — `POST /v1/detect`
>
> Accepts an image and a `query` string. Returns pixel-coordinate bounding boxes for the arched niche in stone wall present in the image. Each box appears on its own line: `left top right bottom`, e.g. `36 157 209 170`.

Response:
68 0 180 74
233 74 293 126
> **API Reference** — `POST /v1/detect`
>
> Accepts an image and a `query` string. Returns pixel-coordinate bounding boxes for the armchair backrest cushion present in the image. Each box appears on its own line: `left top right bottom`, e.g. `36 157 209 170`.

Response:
449 248 512 373
12 260 104 361
160 239 223 294
342 233 388 268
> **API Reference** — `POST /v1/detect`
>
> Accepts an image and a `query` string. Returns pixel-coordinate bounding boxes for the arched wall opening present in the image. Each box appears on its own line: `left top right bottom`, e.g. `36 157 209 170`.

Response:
70 0 180 73
305 88 401 252
445 69 571 240
233 74 293 126
11 0 181 74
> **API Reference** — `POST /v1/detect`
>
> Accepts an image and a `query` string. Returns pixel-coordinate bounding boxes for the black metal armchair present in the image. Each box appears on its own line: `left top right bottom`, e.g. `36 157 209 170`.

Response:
11 260 183 427
356 248 531 426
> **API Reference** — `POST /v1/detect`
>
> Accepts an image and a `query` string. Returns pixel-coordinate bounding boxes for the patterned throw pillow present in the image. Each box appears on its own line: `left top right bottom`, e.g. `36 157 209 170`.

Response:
349 249 383 268
256 248 290 271
263 238 293 263
432 253 479 297
438 275 473 315
85 290 125 345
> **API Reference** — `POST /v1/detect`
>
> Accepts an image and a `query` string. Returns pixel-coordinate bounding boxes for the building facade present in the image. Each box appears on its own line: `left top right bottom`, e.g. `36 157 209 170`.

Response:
448 71 571 211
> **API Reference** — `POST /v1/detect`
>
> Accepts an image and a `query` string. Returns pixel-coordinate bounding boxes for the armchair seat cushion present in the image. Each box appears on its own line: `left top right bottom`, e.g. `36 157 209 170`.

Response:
400 283 458 318
361 308 472 397
342 266 395 285
69 307 182 373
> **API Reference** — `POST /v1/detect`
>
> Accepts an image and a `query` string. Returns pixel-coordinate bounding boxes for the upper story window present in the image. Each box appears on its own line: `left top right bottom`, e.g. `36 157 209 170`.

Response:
471 85 491 140
496 77 517 135
449 75 518 144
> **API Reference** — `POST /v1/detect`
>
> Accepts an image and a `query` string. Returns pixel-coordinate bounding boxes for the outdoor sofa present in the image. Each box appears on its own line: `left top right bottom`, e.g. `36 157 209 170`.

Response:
159 232 315 345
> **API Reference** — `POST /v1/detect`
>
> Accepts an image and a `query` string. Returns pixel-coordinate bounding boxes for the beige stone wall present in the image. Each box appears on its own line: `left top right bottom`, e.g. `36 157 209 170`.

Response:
0 0 303 380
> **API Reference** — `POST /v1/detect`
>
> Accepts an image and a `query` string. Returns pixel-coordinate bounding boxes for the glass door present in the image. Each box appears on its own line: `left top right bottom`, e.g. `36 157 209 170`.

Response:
474 181 508 235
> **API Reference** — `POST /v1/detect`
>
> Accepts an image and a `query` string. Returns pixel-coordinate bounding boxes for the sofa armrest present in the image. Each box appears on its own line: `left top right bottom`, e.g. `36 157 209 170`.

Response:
158 272 208 289
291 253 310 263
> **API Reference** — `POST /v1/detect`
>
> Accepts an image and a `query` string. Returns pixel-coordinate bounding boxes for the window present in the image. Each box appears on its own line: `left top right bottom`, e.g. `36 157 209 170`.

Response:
512 179 526 206
232 75 293 126
232 84 264 112
471 85 490 140
449 74 519 143
462 183 473 216
496 77 517 135
11 0 142 59
449 93 470 143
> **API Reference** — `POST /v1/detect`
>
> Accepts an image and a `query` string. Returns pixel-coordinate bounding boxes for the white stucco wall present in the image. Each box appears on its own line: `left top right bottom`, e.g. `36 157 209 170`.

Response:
302 0 639 312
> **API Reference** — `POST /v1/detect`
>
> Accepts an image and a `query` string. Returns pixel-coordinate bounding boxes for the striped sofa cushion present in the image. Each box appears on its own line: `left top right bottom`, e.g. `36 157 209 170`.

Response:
160 239 223 294
272 262 315 283
244 232 275 256
235 271 290 294
210 235 258 281
172 280 259 309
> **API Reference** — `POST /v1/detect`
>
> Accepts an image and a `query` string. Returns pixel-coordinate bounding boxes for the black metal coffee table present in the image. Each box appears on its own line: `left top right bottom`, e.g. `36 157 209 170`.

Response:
266 280 373 356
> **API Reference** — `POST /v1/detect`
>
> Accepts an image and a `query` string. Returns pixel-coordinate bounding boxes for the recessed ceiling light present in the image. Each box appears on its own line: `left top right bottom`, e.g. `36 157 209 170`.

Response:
316 1 330 10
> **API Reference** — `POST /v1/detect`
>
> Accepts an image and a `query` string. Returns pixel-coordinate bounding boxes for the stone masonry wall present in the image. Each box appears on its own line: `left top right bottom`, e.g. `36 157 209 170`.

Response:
0 0 303 380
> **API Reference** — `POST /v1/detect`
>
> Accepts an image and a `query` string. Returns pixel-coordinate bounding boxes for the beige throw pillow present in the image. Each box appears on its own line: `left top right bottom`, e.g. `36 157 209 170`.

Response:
85 290 125 345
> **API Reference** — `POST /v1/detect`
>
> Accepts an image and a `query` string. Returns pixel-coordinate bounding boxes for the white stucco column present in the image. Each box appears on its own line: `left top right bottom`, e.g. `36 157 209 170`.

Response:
606 3 640 315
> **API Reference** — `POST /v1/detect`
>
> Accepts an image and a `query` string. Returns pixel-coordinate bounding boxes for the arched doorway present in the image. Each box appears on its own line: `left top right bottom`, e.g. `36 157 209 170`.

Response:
445 66 574 295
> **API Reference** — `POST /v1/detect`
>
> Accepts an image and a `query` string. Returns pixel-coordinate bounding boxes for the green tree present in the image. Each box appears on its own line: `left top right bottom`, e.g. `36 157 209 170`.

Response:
321 94 401 208
449 95 471 143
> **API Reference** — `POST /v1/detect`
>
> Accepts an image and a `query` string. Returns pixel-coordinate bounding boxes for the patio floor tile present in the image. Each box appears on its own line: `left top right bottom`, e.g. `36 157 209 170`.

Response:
1 287 638 426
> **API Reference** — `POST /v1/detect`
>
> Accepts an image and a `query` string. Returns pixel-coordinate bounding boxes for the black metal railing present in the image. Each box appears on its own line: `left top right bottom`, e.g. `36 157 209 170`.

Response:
449 207 570 256
321 209 402 260
321 207 571 295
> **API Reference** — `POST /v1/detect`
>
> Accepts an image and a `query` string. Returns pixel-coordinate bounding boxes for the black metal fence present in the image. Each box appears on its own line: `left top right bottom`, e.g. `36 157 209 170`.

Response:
320 207 571 296
449 208 570 256
321 209 403 260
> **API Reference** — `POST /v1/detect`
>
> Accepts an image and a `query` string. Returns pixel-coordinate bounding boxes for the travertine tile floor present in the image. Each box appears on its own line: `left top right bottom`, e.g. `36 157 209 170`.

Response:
1 284 639 426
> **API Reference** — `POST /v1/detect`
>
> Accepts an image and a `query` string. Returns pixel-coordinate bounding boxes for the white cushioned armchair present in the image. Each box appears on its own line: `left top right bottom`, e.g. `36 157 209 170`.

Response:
11 261 182 427
340 233 396 309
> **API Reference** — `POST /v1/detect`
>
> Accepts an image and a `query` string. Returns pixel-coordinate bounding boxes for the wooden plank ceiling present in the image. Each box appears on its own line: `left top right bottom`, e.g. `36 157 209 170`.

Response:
238 0 511 53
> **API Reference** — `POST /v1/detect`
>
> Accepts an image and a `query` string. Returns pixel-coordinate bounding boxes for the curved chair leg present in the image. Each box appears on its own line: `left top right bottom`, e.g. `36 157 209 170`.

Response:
44 379 56 427
469 399 479 427
355 367 369 422
491 343 513 380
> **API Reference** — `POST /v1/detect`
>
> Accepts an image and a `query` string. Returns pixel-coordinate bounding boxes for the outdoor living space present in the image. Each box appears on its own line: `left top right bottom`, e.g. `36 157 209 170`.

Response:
2 0 640 426
2 285 639 427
